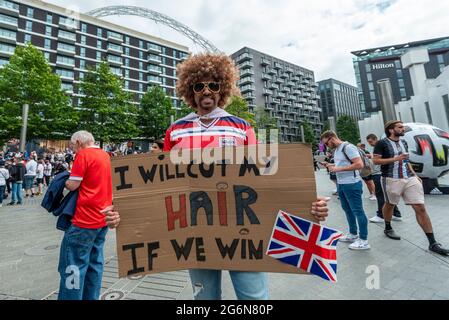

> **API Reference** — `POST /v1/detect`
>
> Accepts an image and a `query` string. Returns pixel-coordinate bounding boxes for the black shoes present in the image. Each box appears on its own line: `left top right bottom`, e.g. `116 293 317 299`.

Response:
7 202 16 206
384 229 401 240
429 243 449 256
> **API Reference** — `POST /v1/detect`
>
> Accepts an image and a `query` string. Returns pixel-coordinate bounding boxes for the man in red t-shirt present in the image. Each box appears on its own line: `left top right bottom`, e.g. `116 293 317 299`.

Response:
58 130 120 300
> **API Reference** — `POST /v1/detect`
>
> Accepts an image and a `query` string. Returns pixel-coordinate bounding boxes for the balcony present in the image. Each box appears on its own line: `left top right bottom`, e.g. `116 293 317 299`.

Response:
305 73 313 80
236 53 253 62
0 1 19 16
107 31 123 43
263 88 273 95
273 62 283 69
299 97 307 103
241 69 255 77
267 68 276 75
238 77 254 86
57 44 76 56
107 55 122 65
0 27 15 43
0 42 14 56
239 61 254 69
107 44 123 55
301 79 309 85
288 95 296 100
279 72 288 79
305 86 315 93
293 90 302 95
278 92 286 98
284 101 292 106
57 30 76 43
291 76 300 82
241 85 255 93
59 17 78 31
0 12 17 30
148 76 162 85
274 77 283 84
243 92 255 99
270 83 279 90
261 58 270 66
271 97 281 104
262 73 271 80
148 54 162 64
303 92 311 98
310 82 318 88
265 103 273 110
148 65 162 74
148 43 162 53
286 81 295 87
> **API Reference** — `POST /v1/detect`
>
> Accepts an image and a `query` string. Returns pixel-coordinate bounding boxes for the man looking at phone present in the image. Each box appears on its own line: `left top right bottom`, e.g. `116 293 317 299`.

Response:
373 120 449 256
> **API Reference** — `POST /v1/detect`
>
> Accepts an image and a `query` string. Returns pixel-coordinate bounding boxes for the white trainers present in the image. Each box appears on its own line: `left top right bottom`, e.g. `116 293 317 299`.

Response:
332 189 338 195
369 216 384 223
393 216 403 221
369 194 377 201
349 239 371 250
339 233 359 243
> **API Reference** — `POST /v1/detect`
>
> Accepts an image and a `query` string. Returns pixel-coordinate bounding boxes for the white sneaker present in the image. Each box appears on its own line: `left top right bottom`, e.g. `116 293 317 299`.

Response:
369 216 384 223
349 239 371 250
332 189 338 195
393 216 403 221
0 204 2 208
369 194 377 201
339 233 359 243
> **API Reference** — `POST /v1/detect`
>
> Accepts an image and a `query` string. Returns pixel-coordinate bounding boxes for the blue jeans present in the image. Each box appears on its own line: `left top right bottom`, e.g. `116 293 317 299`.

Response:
58 225 108 300
0 185 5 205
189 269 269 300
11 182 23 204
338 181 368 240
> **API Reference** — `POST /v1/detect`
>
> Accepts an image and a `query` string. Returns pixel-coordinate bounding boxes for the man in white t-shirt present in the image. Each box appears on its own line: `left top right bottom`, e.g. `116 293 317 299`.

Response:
321 130 370 251
24 156 37 197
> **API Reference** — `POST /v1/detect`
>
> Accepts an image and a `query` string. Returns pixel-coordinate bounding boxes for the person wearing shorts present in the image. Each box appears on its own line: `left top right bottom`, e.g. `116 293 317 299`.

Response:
373 120 449 256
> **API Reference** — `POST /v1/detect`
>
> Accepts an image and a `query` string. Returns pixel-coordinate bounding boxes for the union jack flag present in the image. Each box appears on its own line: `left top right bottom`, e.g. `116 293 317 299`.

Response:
266 210 343 282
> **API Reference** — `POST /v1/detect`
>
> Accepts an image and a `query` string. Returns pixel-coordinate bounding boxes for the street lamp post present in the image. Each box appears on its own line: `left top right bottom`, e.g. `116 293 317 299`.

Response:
19 103 29 152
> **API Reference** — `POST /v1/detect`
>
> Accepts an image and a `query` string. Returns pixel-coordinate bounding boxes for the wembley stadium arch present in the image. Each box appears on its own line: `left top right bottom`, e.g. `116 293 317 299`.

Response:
85 6 221 53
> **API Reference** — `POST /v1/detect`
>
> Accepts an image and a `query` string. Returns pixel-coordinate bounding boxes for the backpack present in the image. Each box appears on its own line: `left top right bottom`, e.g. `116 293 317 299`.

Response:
342 143 374 178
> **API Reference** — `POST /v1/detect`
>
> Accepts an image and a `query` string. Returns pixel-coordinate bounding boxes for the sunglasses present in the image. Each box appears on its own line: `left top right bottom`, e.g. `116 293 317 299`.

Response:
193 82 221 94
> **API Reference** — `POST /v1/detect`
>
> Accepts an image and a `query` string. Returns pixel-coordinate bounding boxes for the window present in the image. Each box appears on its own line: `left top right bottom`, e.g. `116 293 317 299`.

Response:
125 80 129 89
124 58 129 67
425 102 433 125
79 72 84 80
396 70 403 78
125 69 129 78
400 88 406 98
25 21 32 32
108 43 122 53
368 82 374 91
107 54 121 63
370 91 376 100
365 64 371 72
97 40 102 49
46 14 52 24
96 52 102 60
57 55 75 66
45 26 52 36
107 31 122 41
394 60 401 69
80 47 86 57
111 66 122 76
55 68 74 79
139 61 143 70
81 35 86 45
139 83 143 92
97 27 102 38
79 59 85 69
125 36 130 44
124 47 130 56
81 23 87 33
61 83 73 92
139 40 143 48
44 38 51 49
139 51 143 59
44 52 50 61
437 54 444 64
398 78 405 88
0 28 15 40
24 34 31 43
367 73 372 82
27 8 34 18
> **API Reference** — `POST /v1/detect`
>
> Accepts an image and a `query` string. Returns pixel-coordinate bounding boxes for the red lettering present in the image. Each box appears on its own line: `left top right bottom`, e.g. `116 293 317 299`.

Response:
217 191 228 226
165 194 187 231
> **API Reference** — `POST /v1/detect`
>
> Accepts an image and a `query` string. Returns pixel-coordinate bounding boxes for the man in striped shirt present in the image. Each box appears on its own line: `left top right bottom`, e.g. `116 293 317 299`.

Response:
373 120 449 256
163 53 330 299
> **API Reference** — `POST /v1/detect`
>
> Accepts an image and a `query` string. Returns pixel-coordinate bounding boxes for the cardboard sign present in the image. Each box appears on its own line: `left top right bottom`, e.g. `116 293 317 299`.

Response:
111 144 317 277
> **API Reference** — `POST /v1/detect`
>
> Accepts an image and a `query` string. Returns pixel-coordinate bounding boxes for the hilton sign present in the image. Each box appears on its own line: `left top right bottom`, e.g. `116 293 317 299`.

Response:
371 63 395 70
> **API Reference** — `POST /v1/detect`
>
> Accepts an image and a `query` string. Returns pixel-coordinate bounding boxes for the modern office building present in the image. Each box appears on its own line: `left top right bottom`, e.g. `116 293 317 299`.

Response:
0 0 189 108
231 47 322 143
352 36 449 116
317 78 361 122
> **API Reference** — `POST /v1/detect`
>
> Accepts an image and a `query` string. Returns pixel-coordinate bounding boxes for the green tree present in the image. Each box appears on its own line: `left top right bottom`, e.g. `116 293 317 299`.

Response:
254 106 278 143
226 95 255 127
336 114 360 144
301 120 318 152
79 61 139 147
0 43 77 142
139 86 175 140
175 101 193 120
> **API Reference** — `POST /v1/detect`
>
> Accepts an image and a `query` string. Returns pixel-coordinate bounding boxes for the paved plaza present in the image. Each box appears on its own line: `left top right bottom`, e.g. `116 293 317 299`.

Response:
1 170 449 300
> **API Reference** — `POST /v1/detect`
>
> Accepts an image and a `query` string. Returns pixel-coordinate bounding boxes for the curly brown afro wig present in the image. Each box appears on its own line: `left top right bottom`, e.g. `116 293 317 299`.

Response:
176 53 240 110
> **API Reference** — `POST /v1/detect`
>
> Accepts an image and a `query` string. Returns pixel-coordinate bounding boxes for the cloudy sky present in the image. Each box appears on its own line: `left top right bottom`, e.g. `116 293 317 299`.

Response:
46 0 449 85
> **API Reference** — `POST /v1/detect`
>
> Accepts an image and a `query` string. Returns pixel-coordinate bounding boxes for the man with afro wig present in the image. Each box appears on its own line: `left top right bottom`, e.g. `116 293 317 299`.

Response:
161 53 331 300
